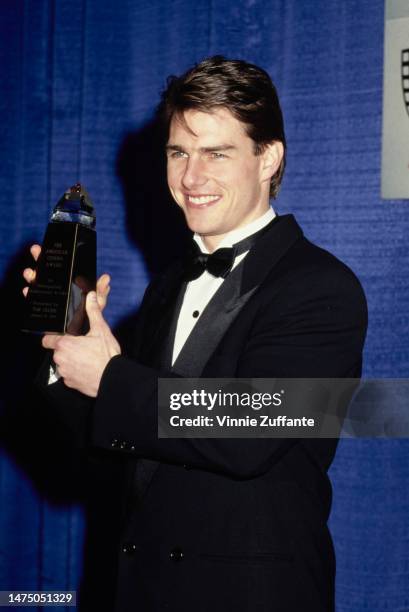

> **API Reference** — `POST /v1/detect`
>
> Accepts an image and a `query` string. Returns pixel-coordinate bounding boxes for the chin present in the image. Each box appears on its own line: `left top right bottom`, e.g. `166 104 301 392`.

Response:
183 214 210 235
186 221 211 235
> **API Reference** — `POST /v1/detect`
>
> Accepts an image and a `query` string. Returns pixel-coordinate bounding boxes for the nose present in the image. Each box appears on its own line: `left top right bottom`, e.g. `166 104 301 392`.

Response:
181 156 207 190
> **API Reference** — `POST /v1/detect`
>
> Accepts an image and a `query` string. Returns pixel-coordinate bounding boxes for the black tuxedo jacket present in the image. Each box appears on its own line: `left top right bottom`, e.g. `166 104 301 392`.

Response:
35 214 367 612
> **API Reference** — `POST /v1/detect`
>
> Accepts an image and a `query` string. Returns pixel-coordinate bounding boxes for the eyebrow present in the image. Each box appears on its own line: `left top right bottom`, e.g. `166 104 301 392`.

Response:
166 144 236 153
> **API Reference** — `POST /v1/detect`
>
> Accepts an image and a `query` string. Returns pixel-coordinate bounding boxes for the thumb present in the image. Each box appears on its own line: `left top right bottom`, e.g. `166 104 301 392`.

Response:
85 290 106 332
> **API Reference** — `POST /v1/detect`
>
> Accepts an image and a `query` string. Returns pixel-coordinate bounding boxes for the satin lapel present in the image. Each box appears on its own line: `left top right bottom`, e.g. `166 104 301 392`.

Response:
171 262 256 377
240 214 303 295
158 281 187 370
138 262 185 369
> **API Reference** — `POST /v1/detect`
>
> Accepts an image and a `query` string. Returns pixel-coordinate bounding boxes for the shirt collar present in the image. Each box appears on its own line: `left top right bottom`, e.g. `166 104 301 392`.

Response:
194 207 276 254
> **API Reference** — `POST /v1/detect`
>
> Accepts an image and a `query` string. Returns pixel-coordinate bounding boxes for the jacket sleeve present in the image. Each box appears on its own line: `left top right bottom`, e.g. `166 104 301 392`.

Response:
91 263 368 479
34 351 95 449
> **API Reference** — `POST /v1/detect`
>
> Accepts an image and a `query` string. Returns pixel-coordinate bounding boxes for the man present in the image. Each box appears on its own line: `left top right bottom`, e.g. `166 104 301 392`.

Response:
25 56 367 611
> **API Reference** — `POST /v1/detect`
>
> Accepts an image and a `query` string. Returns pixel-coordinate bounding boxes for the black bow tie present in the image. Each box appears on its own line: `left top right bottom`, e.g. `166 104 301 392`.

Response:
183 218 276 282
184 242 236 281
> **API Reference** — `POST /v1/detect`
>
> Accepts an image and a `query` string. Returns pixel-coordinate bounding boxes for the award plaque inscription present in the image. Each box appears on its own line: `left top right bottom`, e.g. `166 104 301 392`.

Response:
22 183 96 335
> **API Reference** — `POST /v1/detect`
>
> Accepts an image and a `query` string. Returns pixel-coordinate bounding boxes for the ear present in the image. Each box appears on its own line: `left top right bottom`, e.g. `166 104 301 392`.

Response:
260 141 284 184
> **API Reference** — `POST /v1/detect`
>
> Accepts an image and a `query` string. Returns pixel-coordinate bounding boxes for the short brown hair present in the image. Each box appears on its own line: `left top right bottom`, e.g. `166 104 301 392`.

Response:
158 55 286 199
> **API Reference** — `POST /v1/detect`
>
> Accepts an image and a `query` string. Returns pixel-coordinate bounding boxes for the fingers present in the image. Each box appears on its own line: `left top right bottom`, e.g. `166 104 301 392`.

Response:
22 245 41 297
97 273 111 294
42 333 63 350
23 267 36 283
30 244 41 261
85 291 107 332
72 274 111 311
22 267 36 297
96 273 111 310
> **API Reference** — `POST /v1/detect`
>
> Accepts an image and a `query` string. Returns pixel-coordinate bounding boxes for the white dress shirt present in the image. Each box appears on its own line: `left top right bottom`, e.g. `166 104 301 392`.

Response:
171 206 276 365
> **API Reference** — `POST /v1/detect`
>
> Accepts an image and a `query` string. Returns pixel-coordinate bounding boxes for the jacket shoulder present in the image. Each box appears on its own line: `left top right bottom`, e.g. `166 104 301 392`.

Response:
276 236 366 301
253 236 368 338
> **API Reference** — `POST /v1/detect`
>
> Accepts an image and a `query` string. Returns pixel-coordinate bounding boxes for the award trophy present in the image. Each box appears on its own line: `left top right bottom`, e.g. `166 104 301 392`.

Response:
22 183 96 335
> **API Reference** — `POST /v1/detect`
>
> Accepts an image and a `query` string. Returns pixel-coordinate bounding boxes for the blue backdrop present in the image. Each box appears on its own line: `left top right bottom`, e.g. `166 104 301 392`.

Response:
1 1 409 610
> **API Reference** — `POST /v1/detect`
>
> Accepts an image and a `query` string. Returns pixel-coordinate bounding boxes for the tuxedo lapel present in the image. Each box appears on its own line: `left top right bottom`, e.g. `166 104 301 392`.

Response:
171 262 257 376
158 281 187 370
138 262 185 369
240 214 303 295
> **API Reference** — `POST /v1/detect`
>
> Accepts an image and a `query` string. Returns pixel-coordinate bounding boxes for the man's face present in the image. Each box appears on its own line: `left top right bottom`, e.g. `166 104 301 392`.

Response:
166 108 278 251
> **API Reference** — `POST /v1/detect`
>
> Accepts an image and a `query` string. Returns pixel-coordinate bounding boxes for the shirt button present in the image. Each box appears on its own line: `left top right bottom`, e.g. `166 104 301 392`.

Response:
170 547 184 562
192 310 200 318
122 542 137 555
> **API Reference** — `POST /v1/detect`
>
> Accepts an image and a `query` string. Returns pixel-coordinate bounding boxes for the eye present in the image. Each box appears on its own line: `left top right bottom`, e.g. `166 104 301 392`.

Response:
169 150 188 159
209 152 226 160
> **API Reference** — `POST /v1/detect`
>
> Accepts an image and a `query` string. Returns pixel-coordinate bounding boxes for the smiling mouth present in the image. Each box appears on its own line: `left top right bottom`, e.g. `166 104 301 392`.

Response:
185 194 221 208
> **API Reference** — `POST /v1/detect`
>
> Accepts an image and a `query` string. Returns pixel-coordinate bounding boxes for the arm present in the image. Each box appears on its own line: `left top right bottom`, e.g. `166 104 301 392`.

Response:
91 263 368 478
